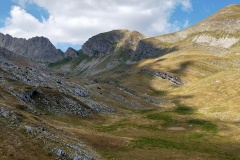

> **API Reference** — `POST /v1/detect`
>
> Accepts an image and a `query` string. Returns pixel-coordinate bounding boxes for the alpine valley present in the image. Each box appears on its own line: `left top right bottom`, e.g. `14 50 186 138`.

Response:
1 4 240 160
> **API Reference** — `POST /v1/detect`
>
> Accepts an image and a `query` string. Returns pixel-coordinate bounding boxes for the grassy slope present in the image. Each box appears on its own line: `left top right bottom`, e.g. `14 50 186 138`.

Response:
0 83 57 159
0 116 56 160
48 57 72 68
3 5 240 159
72 47 240 159
47 51 91 70
45 103 240 160
145 50 240 121
9 42 239 160
2 49 240 159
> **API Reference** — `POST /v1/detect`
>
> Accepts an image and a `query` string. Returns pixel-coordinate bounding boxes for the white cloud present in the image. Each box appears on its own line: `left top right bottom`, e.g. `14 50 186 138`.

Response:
0 0 192 47
2 6 44 37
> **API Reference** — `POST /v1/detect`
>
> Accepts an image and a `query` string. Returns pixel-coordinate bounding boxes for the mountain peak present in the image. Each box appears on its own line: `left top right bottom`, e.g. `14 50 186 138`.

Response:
0 33 64 62
82 29 146 56
65 47 78 58
132 5 240 60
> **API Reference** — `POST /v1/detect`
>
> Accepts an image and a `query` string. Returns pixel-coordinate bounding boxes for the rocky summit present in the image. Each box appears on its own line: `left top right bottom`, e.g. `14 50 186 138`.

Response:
1 4 240 160
82 29 145 56
0 33 64 62
65 47 78 58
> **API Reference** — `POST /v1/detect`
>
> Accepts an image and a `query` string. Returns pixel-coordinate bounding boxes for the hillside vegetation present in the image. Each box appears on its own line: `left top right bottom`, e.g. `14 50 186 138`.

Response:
0 4 240 160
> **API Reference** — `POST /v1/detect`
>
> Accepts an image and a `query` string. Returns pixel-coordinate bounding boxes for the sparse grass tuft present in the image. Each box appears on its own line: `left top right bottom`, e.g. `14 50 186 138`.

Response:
187 119 218 133
174 105 195 115
133 109 156 114
146 112 177 127
48 57 72 68
190 133 205 139
96 119 132 132
7 78 17 82
71 51 91 68
133 137 182 149
149 90 168 96
136 124 160 131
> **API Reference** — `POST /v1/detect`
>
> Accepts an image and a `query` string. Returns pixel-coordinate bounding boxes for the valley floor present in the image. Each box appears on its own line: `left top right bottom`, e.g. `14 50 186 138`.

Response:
1 50 240 160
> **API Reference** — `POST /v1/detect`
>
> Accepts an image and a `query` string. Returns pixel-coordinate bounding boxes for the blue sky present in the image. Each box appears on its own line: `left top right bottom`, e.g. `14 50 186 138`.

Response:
171 0 240 25
0 0 239 52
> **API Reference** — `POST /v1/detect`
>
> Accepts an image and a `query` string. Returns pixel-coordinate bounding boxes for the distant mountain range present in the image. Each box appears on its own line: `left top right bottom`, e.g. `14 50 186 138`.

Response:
0 5 239 67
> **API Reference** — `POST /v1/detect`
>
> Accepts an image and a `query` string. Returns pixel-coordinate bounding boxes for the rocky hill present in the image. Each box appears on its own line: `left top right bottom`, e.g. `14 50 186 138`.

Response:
133 4 240 60
0 44 116 159
48 29 146 76
82 29 146 56
65 47 78 58
0 33 64 62
50 5 240 75
1 4 240 160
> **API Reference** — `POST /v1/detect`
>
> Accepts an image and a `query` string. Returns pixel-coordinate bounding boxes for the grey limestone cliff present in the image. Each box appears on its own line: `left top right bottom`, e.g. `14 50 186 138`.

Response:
0 33 64 63
65 47 78 58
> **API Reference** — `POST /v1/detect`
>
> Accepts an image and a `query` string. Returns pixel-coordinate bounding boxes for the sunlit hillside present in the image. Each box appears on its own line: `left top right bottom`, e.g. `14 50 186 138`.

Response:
0 4 240 160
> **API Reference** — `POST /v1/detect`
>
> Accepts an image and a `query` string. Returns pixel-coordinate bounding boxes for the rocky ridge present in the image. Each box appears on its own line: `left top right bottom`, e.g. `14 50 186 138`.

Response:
53 30 146 77
65 47 78 58
132 4 240 60
0 48 116 115
0 46 116 159
0 33 64 63
82 29 146 56
78 5 240 62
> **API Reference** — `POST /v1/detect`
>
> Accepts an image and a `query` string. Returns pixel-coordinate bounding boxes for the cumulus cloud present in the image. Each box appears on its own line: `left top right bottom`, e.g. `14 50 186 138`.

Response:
0 0 192 48
1 6 44 37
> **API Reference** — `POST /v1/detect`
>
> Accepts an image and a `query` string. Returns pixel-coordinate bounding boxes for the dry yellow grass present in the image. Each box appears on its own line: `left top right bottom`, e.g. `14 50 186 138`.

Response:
1 30 240 159
73 47 240 159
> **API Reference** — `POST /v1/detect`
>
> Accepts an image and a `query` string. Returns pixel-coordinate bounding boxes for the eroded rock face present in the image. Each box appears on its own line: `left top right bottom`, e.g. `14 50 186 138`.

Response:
65 47 78 58
192 35 238 48
133 39 179 60
82 29 145 56
0 47 16 57
24 87 93 116
0 33 64 62
141 69 182 85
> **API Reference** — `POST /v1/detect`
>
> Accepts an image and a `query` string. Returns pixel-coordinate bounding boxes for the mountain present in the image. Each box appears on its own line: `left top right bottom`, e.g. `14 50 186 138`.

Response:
48 29 146 76
49 5 240 76
82 29 146 56
65 47 78 58
0 39 115 159
133 4 240 60
0 33 64 62
1 4 240 160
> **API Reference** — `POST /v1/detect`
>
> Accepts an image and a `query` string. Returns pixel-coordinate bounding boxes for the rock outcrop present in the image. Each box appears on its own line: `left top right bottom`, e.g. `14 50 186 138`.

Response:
191 35 239 48
82 29 145 56
0 33 64 62
27 88 93 116
141 69 182 85
0 46 16 57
